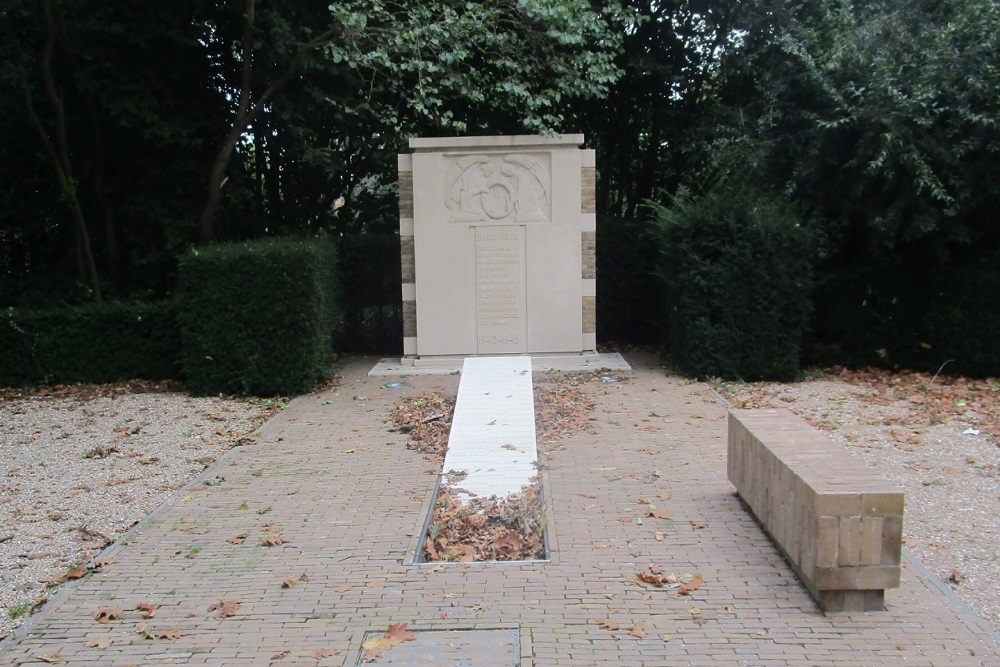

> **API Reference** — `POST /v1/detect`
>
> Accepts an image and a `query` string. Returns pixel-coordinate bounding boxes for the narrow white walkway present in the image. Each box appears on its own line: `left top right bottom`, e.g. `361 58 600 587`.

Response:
441 356 538 502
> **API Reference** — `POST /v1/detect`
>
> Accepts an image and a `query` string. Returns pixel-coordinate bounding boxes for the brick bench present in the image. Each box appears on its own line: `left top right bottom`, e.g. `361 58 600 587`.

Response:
727 408 904 611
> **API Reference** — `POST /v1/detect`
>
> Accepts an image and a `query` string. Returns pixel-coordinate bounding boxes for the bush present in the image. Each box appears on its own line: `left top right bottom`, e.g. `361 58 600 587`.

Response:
178 236 338 396
652 185 813 381
0 301 181 387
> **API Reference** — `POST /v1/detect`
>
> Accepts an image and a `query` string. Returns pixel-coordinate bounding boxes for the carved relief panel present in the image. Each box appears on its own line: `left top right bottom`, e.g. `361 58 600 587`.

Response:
444 153 551 225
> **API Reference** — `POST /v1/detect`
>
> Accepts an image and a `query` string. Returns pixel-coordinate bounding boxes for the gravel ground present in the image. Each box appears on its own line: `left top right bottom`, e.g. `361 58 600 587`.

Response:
719 368 1000 634
0 383 279 639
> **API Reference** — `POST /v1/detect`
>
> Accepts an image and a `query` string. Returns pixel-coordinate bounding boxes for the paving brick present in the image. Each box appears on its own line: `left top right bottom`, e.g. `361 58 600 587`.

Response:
1 355 998 666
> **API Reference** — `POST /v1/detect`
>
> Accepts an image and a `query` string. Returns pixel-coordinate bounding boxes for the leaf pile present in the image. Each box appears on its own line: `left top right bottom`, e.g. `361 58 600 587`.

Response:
423 481 545 562
389 393 455 464
534 383 596 445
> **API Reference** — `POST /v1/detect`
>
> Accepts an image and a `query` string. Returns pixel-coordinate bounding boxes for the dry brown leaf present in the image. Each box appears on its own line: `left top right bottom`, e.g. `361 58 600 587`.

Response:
94 558 115 569
84 638 112 649
658 491 671 501
32 652 65 664
595 619 620 631
261 536 286 547
136 602 156 619
93 608 122 624
299 572 310 583
136 622 149 634
361 622 417 654
66 564 89 580
689 521 706 529
949 569 964 584
654 531 664 541
270 651 291 661
208 599 240 618
628 622 646 639
226 534 247 544
312 648 338 659
646 507 669 520
281 577 297 588
677 573 703 596
659 634 671 642
158 630 186 640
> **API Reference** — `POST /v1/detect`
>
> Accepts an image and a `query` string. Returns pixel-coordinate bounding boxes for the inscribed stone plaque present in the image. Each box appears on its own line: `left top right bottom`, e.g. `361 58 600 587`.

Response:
475 227 527 354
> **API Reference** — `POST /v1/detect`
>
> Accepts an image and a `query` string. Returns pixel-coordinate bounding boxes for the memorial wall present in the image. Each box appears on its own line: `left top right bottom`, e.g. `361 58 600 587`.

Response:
398 135 597 365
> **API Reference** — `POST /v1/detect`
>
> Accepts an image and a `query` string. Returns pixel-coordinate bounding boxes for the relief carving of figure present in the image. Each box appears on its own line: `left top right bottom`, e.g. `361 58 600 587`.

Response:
444 153 551 223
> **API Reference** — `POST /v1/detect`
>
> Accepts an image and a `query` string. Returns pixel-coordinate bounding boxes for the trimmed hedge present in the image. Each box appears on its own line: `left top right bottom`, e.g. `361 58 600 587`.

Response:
0 301 181 386
177 236 338 396
652 186 813 381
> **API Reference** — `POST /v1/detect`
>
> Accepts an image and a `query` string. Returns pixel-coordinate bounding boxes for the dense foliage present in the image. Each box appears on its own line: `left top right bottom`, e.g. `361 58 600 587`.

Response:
0 302 180 386
177 237 338 396
2 0 998 379
652 186 813 381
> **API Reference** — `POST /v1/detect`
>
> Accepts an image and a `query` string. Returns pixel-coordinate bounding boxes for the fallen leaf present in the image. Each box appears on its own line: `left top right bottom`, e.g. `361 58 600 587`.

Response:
226 534 247 544
440 613 448 620
689 521 706 529
32 652 65 664
208 599 240 618
361 622 417 654
335 584 352 593
646 508 669 519
313 648 338 659
281 577 297 588
949 569 964 584
596 619 620 631
84 639 112 649
345 448 357 454
66 564 89 580
136 602 156 619
641 593 652 602
658 491 671 501
628 622 647 639
93 608 122 624
636 497 650 505
677 573 704 596
94 558 115 569
136 622 149 634
261 536 286 547
270 650 291 661
299 572 310 583
157 630 186 640
659 634 671 642
654 531 664 541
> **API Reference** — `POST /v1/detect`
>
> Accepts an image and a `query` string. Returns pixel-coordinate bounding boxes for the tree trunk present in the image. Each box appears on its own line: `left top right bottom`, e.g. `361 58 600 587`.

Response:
31 0 102 301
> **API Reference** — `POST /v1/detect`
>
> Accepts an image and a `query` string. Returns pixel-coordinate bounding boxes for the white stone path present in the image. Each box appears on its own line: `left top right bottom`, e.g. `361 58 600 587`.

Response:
441 356 538 502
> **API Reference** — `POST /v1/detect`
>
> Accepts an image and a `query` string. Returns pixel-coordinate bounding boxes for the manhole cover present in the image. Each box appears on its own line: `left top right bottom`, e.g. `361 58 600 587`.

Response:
355 628 519 666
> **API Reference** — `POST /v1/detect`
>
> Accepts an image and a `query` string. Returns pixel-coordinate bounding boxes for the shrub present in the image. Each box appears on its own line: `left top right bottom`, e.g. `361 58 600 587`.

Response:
177 236 338 396
652 185 813 381
0 301 180 387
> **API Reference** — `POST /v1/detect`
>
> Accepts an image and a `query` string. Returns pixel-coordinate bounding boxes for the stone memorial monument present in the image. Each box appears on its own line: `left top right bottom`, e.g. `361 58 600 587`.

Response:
397 135 597 365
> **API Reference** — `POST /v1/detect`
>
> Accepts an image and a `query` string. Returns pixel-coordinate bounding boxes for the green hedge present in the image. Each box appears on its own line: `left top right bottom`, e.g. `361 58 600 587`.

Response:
652 186 813 381
177 236 338 396
0 301 180 386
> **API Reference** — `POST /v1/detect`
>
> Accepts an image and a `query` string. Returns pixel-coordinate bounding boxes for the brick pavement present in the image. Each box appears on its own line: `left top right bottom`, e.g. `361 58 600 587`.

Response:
2 353 999 666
